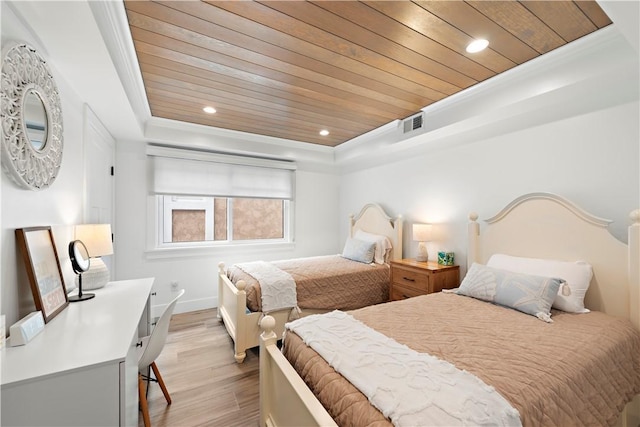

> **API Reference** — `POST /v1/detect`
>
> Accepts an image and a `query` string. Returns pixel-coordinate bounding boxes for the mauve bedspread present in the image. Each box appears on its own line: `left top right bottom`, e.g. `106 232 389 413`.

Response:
282 292 640 427
227 255 389 312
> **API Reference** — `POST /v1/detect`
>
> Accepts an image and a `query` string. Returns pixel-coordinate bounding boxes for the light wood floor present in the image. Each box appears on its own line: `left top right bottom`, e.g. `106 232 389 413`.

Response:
139 308 260 427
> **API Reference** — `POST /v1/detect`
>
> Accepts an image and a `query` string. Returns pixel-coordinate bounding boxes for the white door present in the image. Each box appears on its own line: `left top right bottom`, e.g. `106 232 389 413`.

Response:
83 105 115 273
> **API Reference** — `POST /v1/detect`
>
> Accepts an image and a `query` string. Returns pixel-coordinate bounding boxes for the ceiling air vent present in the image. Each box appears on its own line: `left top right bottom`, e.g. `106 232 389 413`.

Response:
402 113 424 134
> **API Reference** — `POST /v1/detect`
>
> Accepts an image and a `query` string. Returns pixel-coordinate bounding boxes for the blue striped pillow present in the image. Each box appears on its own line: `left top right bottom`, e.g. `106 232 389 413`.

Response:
457 263 562 322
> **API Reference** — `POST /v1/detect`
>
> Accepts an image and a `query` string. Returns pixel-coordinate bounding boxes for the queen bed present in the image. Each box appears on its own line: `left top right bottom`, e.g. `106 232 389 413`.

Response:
259 193 640 426
218 203 403 363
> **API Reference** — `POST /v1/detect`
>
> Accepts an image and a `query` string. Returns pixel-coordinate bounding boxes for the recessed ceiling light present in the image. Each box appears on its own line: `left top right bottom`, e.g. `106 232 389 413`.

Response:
203 106 217 114
319 129 330 136
466 39 489 53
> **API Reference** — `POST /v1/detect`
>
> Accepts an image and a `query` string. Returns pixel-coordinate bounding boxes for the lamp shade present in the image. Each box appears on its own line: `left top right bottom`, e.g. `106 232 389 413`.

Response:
75 224 113 257
412 223 433 242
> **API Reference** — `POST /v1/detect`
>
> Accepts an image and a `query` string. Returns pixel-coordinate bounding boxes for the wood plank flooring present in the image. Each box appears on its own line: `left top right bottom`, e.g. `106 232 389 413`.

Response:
139 308 260 427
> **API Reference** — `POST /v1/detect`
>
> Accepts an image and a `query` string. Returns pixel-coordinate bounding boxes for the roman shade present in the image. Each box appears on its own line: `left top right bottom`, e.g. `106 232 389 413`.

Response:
147 145 296 199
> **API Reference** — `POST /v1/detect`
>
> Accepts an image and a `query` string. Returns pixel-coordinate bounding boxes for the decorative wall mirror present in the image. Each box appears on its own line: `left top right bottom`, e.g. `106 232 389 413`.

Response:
1 42 63 190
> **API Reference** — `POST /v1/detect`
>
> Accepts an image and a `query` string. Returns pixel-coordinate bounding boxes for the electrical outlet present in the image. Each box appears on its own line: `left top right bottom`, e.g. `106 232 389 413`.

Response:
170 281 179 291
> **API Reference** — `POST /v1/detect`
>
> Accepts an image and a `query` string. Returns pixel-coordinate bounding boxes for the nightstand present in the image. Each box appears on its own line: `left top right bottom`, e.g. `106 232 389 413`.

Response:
390 259 460 301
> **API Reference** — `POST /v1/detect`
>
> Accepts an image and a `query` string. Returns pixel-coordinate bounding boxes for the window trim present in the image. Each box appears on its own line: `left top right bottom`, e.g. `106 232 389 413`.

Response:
154 195 294 249
162 196 214 243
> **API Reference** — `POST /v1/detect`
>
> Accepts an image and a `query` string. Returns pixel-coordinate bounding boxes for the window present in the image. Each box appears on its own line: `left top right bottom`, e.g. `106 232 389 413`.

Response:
148 145 295 248
161 196 289 244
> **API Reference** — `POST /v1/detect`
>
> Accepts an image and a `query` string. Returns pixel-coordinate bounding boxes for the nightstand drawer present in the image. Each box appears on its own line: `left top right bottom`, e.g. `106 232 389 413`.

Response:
389 260 459 302
393 267 430 291
390 283 426 301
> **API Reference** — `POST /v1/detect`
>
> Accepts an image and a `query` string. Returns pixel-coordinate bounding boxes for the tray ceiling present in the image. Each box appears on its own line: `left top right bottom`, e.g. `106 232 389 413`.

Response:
123 1 611 147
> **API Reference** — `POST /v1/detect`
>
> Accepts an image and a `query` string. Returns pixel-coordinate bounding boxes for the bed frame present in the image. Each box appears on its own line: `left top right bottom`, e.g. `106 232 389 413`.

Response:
218 203 403 363
258 192 640 427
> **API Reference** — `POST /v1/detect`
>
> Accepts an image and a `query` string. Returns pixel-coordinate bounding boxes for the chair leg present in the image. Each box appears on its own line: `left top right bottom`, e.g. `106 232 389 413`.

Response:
151 361 172 405
138 374 151 427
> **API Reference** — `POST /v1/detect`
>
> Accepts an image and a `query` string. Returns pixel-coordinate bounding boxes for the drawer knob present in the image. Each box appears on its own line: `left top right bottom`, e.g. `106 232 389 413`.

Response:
402 294 411 299
402 277 415 282
136 341 143 347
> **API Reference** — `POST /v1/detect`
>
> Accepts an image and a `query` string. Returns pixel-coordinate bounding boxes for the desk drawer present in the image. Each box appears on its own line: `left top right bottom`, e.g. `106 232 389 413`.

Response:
392 267 430 292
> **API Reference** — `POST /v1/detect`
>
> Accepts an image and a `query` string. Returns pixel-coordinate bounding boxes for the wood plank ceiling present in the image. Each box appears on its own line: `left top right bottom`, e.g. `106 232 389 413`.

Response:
124 1 611 147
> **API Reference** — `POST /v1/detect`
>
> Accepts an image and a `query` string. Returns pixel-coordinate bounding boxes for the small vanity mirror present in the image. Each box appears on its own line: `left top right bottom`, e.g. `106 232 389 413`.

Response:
23 90 48 151
69 240 90 273
68 240 95 302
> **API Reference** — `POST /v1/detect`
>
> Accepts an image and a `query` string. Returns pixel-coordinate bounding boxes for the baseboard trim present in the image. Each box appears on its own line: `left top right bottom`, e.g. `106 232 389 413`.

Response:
152 296 218 318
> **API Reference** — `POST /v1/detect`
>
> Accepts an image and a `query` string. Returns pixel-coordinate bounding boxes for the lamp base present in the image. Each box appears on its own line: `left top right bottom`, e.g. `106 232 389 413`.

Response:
69 293 95 302
416 242 429 262
76 258 110 290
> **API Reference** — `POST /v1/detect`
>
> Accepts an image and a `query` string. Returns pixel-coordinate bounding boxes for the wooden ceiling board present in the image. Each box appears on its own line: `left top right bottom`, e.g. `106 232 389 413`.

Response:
162 1 456 100
575 1 613 28
466 1 566 54
124 0 612 147
210 1 461 96
127 4 431 110
520 1 598 42
141 65 384 133
145 77 356 134
137 53 390 128
129 23 420 115
363 1 517 73
144 78 365 139
133 35 407 122
415 0 540 63
320 1 499 85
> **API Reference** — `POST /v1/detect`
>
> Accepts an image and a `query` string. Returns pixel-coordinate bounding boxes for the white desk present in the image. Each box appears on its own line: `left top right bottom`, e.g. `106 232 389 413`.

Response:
1 278 154 426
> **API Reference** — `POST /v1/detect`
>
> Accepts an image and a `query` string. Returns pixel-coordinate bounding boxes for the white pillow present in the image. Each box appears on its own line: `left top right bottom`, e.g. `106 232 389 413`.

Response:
354 229 392 264
341 237 376 264
487 254 593 313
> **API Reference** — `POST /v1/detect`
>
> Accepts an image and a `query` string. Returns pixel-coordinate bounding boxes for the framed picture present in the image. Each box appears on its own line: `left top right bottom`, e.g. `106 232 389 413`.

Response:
15 226 69 323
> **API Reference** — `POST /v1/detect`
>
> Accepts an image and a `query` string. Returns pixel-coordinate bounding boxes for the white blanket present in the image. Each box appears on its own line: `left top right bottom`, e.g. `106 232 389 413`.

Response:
286 310 522 427
235 261 297 313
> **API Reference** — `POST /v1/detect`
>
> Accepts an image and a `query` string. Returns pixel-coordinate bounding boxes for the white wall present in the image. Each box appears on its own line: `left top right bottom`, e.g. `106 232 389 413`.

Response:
1 3 86 328
114 141 340 315
339 100 640 274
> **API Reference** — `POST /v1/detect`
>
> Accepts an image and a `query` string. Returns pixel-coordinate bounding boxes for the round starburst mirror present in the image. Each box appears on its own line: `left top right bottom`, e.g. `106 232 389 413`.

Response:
1 43 63 190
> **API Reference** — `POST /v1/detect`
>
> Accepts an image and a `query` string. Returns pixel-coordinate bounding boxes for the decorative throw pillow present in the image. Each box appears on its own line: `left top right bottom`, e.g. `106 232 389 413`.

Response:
457 263 563 322
354 230 392 264
341 237 376 264
487 254 593 313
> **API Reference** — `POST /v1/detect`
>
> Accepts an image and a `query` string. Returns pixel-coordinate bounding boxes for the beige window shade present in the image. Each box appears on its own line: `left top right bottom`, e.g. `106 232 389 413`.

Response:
147 145 295 200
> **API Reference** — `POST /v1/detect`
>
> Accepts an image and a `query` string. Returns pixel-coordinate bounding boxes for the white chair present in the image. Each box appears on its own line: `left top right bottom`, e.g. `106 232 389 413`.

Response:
138 289 185 427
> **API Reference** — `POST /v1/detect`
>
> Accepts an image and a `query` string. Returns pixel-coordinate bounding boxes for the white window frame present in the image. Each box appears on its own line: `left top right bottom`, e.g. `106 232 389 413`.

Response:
162 196 214 243
156 196 293 248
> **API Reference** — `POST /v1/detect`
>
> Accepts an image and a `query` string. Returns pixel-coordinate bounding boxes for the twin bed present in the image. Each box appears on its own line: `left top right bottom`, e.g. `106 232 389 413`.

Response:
258 193 640 426
217 203 403 363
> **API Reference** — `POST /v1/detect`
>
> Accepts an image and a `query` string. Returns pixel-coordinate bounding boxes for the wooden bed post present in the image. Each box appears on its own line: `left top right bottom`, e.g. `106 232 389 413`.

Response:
629 209 640 331
259 315 277 427
217 262 225 321
393 215 403 261
349 213 355 238
467 212 480 271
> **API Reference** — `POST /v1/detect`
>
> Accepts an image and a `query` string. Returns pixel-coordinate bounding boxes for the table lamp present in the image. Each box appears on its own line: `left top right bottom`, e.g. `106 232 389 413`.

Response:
74 224 113 290
412 223 432 262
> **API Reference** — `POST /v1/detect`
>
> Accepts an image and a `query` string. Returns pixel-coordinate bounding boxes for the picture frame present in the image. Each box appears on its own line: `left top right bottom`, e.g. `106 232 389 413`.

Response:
15 226 69 323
